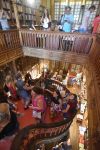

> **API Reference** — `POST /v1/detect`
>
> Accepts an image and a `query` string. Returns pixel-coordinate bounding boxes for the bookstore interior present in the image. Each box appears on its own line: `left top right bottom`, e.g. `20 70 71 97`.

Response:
0 0 100 150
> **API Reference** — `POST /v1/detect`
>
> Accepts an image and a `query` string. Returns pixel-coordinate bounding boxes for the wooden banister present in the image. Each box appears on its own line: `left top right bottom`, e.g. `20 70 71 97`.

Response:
11 113 76 150
20 29 94 55
0 29 23 66
0 29 21 51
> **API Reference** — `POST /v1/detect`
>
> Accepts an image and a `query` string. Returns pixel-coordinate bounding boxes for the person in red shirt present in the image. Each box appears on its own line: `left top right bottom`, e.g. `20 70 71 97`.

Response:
92 14 100 33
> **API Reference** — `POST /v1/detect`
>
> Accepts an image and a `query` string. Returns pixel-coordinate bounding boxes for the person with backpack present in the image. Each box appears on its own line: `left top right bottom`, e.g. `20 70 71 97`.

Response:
60 6 74 32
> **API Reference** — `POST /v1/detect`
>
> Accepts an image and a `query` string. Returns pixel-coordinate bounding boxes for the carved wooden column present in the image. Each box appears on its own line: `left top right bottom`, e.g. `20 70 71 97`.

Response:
50 0 54 19
0 0 3 9
12 0 23 45
12 0 20 29
12 60 17 75
86 64 100 150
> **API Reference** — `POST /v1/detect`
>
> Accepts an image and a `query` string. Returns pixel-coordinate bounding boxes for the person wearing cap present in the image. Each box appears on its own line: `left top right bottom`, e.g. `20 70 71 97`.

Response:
60 6 74 32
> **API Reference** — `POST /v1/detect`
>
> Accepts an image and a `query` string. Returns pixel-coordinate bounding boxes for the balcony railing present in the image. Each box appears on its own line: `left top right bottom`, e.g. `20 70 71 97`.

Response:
20 29 95 55
11 113 76 150
0 29 22 65
0 29 21 52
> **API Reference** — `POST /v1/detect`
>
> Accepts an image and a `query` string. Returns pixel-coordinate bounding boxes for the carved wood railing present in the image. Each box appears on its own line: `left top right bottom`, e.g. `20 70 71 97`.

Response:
0 29 23 65
0 29 21 51
0 29 96 65
11 114 76 150
20 29 95 55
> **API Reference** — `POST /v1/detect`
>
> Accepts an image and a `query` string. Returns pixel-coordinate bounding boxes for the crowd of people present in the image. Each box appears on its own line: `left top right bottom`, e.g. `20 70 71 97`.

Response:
30 5 100 33
0 68 78 140
0 5 100 33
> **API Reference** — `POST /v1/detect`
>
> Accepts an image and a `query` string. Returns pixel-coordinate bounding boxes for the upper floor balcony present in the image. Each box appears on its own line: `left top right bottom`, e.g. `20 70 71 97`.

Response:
20 29 95 64
0 29 96 65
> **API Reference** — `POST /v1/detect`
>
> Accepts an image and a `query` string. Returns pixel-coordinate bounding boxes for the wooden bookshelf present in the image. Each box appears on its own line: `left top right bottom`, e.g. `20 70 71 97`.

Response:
1 0 40 28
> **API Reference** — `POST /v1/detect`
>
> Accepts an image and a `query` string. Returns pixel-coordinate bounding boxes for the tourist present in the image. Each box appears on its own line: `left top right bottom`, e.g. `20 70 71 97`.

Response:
0 103 19 139
60 6 74 32
41 8 51 31
46 87 62 114
15 73 33 109
79 5 96 33
30 86 46 123
92 14 100 34
71 70 83 86
25 72 33 85
62 93 77 119
0 89 24 118
5 75 17 100
0 9 10 30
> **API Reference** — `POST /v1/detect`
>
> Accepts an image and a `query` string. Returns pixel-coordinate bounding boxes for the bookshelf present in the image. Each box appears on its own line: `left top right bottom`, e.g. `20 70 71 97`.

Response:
1 0 41 28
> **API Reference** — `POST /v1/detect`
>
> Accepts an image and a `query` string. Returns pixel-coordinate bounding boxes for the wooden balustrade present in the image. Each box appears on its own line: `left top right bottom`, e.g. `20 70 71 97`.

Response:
0 29 96 65
11 115 75 150
0 29 21 51
0 29 23 65
20 29 95 55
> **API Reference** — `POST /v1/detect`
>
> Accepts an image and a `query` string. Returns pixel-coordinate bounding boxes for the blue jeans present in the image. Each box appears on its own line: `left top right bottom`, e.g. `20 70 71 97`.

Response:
79 28 87 33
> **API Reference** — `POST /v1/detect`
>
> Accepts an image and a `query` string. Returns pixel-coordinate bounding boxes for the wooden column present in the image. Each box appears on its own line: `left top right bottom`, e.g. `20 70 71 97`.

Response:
50 0 54 19
12 0 20 29
41 0 47 7
59 0 61 19
12 0 23 45
86 64 100 150
0 0 3 9
12 60 17 75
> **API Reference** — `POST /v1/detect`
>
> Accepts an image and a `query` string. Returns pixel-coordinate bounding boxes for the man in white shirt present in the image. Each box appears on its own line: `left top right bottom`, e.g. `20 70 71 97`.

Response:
79 5 96 33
